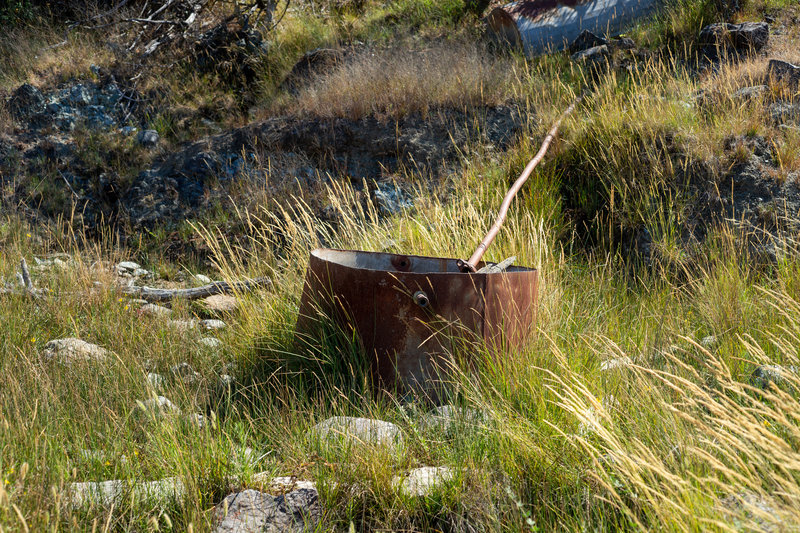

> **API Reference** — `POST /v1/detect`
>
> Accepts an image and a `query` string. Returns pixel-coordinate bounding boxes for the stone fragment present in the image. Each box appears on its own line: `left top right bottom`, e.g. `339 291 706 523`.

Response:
138 395 180 414
8 83 46 118
769 102 800 125
213 488 320 533
699 22 769 53
140 303 172 317
69 477 185 509
420 405 487 433
311 416 403 448
571 44 609 64
767 59 800 87
201 319 227 330
169 319 198 331
731 85 767 101
200 336 223 349
146 372 167 391
600 356 633 371
137 129 160 148
700 335 718 349
392 466 454 497
186 413 206 428
117 261 141 273
194 274 213 284
43 338 109 365
569 29 607 54
202 294 239 314
171 362 201 384
750 365 798 389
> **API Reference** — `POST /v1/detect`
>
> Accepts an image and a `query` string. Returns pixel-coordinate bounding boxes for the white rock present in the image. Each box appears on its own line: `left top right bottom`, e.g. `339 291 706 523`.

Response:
117 261 141 273
259 475 317 492
421 405 487 432
393 466 455 497
200 337 223 349
138 396 180 415
169 319 198 331
213 488 320 533
310 416 403 448
700 335 718 349
203 294 239 314
170 362 200 384
600 356 633 371
146 372 167 391
69 476 184 509
43 338 110 365
219 374 236 389
201 319 227 330
186 413 206 428
194 274 212 284
140 303 172 317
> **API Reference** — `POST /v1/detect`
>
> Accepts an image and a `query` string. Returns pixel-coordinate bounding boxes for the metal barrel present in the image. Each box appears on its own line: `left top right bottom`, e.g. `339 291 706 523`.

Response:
486 0 662 55
295 248 538 399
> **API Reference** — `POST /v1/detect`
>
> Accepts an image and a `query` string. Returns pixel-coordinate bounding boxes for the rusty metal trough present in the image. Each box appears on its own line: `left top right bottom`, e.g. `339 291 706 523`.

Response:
295 99 580 397
296 249 538 396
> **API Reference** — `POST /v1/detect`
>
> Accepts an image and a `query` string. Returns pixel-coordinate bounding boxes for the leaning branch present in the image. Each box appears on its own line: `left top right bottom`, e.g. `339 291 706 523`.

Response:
122 277 272 302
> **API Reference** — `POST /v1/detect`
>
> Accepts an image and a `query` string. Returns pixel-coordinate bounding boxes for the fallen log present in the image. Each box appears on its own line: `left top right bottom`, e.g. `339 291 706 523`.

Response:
122 277 272 302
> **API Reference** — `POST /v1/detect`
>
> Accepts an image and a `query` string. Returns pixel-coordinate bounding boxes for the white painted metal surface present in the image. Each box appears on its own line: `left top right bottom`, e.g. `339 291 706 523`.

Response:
487 0 662 55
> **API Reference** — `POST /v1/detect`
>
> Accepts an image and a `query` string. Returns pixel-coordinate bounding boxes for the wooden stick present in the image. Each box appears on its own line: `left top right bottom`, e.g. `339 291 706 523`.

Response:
123 277 272 302
458 95 582 273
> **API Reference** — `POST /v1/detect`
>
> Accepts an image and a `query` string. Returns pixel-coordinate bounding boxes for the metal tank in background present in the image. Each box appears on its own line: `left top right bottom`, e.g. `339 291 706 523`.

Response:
486 0 662 55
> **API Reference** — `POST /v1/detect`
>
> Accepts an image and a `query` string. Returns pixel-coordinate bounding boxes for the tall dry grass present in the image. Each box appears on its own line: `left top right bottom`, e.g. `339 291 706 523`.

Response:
288 42 520 119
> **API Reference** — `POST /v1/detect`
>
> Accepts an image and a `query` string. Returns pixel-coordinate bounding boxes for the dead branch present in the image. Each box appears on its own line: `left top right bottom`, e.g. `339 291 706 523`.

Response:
122 277 271 302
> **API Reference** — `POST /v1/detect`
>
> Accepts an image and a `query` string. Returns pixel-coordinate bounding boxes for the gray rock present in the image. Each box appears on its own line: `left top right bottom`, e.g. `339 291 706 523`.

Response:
311 416 403 448
571 44 609 64
146 372 167 391
170 362 201 384
569 30 608 54
769 102 800 125
169 319 198 331
137 129 160 148
69 476 185 509
750 365 798 389
64 84 93 106
257 476 317 492
42 338 110 365
600 356 633 371
116 261 142 275
421 405 487 433
732 85 767 101
213 488 320 533
201 319 227 330
218 374 236 389
767 59 800 88
699 22 769 53
138 395 180 414
202 294 238 314
374 183 414 215
140 303 172 317
186 413 206 428
700 335 718 349
200 336 223 349
194 274 213 284
8 83 47 119
719 492 781 532
393 466 455 497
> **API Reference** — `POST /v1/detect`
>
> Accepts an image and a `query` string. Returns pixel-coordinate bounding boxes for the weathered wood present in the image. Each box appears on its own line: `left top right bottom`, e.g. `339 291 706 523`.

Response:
122 277 271 302
476 256 517 274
